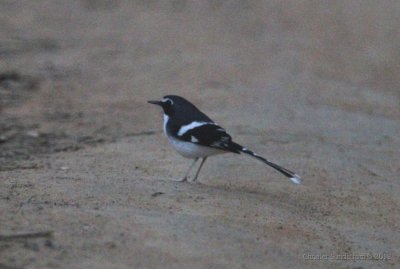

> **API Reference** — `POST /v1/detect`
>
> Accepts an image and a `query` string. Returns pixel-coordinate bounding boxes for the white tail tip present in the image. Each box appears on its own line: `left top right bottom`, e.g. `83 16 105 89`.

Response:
290 174 302 184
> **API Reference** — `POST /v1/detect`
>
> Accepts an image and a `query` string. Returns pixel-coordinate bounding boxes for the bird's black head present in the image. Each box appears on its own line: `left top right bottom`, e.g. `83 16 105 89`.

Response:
148 95 193 116
148 95 212 123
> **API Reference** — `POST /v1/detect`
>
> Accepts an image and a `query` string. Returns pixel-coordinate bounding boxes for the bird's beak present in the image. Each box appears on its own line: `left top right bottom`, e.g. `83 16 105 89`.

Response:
148 100 162 106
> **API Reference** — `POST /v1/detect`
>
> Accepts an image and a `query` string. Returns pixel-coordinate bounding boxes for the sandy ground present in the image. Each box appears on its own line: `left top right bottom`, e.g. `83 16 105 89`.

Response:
1 1 399 268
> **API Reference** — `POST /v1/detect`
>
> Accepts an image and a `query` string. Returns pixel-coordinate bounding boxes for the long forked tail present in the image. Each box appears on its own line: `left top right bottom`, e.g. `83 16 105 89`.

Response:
229 142 302 184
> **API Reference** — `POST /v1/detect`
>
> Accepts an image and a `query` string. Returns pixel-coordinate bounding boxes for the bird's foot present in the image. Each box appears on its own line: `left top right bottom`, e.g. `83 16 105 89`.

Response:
189 177 200 184
176 177 200 184
176 177 188 182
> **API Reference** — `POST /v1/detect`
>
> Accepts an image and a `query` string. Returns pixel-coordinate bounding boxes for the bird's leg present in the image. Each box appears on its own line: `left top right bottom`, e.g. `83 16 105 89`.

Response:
178 158 199 182
192 157 207 183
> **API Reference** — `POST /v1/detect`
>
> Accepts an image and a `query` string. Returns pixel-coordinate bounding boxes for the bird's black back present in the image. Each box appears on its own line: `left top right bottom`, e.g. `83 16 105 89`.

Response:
164 95 214 134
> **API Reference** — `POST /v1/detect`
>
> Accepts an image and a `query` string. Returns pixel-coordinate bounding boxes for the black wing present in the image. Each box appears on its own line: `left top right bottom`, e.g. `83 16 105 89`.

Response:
178 123 240 153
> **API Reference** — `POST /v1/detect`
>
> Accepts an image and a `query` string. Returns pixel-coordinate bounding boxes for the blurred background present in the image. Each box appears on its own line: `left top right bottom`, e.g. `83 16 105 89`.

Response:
1 0 399 166
1 1 399 268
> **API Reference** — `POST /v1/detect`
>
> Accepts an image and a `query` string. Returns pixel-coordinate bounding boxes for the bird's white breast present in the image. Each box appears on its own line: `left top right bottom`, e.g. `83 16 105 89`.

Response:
167 135 225 159
163 114 169 135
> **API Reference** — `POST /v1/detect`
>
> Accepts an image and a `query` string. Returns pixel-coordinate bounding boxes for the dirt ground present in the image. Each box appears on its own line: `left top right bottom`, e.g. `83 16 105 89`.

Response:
1 1 399 268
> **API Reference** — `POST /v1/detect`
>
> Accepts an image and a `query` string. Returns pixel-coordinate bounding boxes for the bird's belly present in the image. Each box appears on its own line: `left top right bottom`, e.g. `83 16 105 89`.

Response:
168 136 225 159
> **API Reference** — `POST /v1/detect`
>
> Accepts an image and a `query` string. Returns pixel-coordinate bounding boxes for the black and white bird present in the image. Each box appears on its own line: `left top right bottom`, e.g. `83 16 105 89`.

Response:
148 95 301 184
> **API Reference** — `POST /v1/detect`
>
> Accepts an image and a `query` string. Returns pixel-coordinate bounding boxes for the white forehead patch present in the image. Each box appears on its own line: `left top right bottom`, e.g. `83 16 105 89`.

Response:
161 98 173 105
